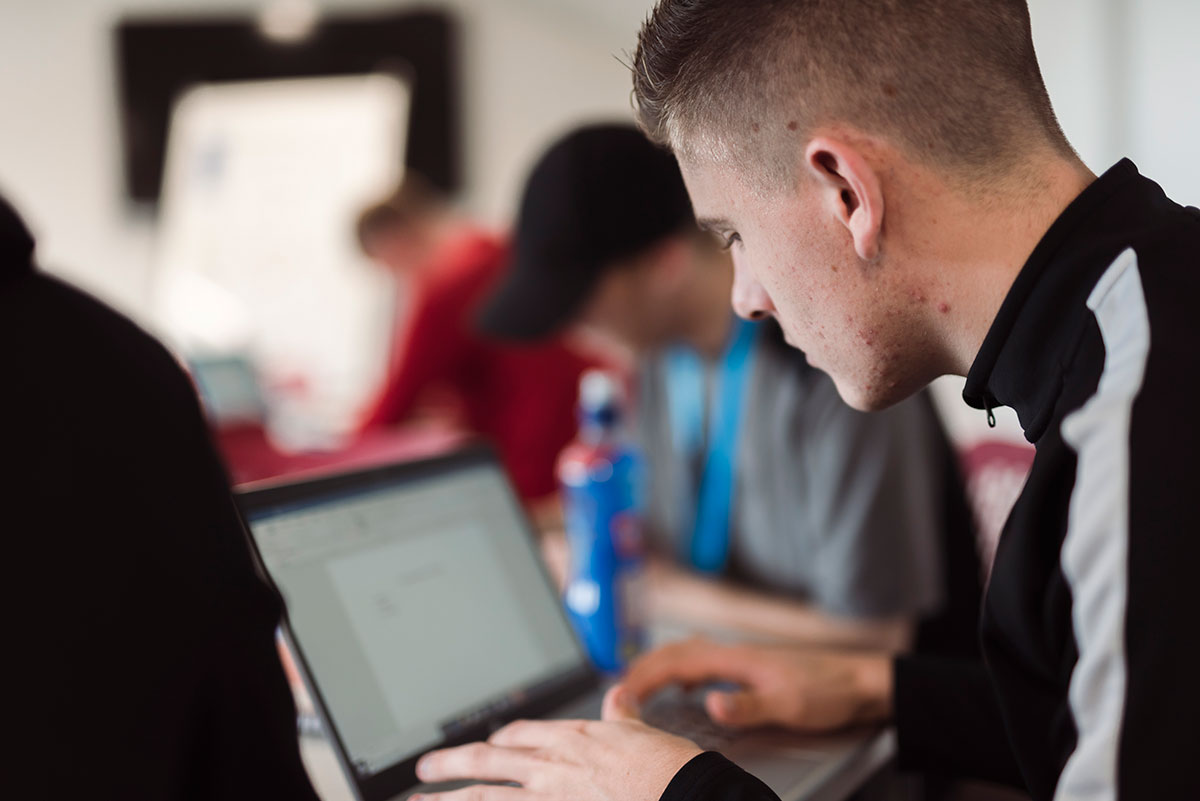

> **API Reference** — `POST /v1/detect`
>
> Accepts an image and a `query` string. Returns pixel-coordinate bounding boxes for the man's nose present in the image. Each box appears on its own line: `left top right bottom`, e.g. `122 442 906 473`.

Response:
730 257 776 321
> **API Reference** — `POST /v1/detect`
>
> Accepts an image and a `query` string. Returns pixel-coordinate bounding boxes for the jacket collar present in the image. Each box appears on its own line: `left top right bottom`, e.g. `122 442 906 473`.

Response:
962 158 1161 442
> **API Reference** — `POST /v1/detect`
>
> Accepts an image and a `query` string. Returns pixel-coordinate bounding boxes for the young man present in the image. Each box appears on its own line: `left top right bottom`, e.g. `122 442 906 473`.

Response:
3 195 318 799
355 175 598 506
412 2 1200 800
479 124 979 654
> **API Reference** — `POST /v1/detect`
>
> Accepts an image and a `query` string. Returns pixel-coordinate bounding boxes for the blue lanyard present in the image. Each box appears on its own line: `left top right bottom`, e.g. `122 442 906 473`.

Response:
664 318 761 573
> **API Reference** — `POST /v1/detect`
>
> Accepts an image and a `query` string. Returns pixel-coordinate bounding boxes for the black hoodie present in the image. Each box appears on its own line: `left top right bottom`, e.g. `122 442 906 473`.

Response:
2 197 318 800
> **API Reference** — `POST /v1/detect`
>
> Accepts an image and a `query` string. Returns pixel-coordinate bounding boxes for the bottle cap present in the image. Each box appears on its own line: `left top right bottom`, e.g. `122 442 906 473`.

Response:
579 370 620 412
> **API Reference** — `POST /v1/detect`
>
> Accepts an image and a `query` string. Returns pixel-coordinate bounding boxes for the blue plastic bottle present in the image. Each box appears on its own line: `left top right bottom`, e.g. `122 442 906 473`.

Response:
557 370 645 673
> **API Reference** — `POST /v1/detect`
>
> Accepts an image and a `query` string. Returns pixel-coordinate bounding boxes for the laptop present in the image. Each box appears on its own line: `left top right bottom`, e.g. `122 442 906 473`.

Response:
189 354 266 426
237 445 881 801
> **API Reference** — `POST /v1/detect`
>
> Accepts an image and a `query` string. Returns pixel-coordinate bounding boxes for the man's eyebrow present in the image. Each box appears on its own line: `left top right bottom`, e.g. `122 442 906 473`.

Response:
695 216 732 233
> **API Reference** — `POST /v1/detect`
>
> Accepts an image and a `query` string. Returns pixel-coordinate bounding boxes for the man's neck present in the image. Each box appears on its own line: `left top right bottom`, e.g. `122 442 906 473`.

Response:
920 155 1097 376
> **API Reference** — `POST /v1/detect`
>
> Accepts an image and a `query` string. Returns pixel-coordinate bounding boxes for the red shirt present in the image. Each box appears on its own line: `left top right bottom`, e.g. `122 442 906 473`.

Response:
360 231 598 501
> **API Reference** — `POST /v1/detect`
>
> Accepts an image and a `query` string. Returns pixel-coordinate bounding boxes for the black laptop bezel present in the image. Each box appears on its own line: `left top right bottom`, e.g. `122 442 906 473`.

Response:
235 443 601 801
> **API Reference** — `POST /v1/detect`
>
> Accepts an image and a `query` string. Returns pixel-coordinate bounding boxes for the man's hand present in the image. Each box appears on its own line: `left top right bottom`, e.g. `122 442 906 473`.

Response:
623 638 893 732
412 687 703 801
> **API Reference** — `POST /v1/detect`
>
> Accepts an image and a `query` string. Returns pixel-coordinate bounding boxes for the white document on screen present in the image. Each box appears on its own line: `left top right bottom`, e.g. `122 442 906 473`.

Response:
326 523 549 764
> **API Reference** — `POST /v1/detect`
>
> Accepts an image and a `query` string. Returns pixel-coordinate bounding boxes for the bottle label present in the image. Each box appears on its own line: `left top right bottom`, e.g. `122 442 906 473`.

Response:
559 448 645 673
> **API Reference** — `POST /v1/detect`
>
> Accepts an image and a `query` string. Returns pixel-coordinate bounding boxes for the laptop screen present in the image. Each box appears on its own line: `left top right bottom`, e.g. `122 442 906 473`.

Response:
243 458 587 780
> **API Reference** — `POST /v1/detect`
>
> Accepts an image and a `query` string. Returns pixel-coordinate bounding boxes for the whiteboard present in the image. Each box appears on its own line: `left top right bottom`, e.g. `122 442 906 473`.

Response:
154 73 410 446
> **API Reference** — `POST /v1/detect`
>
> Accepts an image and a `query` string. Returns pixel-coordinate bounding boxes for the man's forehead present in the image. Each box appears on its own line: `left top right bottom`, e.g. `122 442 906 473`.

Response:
675 155 734 225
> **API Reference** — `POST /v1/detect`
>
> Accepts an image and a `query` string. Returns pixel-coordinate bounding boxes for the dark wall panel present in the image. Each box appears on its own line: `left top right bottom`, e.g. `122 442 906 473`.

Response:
115 10 460 204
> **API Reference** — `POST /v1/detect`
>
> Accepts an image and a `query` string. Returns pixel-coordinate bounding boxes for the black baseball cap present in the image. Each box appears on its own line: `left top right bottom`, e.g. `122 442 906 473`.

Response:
477 123 695 341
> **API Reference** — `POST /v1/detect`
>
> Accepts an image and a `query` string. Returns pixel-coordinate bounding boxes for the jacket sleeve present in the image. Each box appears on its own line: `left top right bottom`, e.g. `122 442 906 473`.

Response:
1058 251 1200 799
658 658 1026 801
892 656 1024 788
1111 407 1200 797
660 753 780 801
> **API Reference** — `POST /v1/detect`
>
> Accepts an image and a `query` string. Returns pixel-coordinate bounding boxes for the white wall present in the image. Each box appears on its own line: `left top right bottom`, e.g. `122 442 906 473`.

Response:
1124 0 1200 204
1029 0 1121 171
1029 0 1200 204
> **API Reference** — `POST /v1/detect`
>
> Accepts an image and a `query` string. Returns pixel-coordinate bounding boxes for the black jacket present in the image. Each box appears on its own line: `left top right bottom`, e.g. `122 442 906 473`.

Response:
3 196 319 800
660 160 1200 800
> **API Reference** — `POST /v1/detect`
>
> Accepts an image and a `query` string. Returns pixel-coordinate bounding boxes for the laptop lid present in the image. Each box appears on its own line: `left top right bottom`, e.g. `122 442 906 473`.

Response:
237 445 599 801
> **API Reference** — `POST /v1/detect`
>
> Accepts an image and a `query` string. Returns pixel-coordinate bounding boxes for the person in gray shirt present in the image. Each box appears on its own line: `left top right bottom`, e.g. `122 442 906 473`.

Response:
478 123 979 653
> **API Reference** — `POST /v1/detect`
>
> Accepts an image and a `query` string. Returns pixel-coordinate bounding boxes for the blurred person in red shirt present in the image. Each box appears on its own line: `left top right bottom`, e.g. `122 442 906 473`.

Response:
354 174 602 509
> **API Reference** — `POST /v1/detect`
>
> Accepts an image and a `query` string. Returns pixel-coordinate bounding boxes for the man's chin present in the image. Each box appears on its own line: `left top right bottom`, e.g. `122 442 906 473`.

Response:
835 386 876 412
825 372 892 413
790 337 925 411
839 375 926 412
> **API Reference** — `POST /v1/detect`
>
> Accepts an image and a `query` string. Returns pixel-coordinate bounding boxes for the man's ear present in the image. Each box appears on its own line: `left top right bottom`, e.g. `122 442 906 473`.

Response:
803 137 884 262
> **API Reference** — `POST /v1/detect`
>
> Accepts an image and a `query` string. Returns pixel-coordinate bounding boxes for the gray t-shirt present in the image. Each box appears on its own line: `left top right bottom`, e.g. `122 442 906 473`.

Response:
636 327 945 619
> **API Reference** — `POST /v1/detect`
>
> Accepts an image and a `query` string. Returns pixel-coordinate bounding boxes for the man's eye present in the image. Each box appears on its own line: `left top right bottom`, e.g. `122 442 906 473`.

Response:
720 232 741 251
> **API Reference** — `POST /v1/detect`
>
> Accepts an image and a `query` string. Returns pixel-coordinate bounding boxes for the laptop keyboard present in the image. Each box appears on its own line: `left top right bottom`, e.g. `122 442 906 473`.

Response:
642 695 738 751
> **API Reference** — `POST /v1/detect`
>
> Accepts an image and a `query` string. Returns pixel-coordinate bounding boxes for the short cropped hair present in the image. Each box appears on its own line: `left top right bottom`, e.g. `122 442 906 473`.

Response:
632 0 1073 184
354 171 443 254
